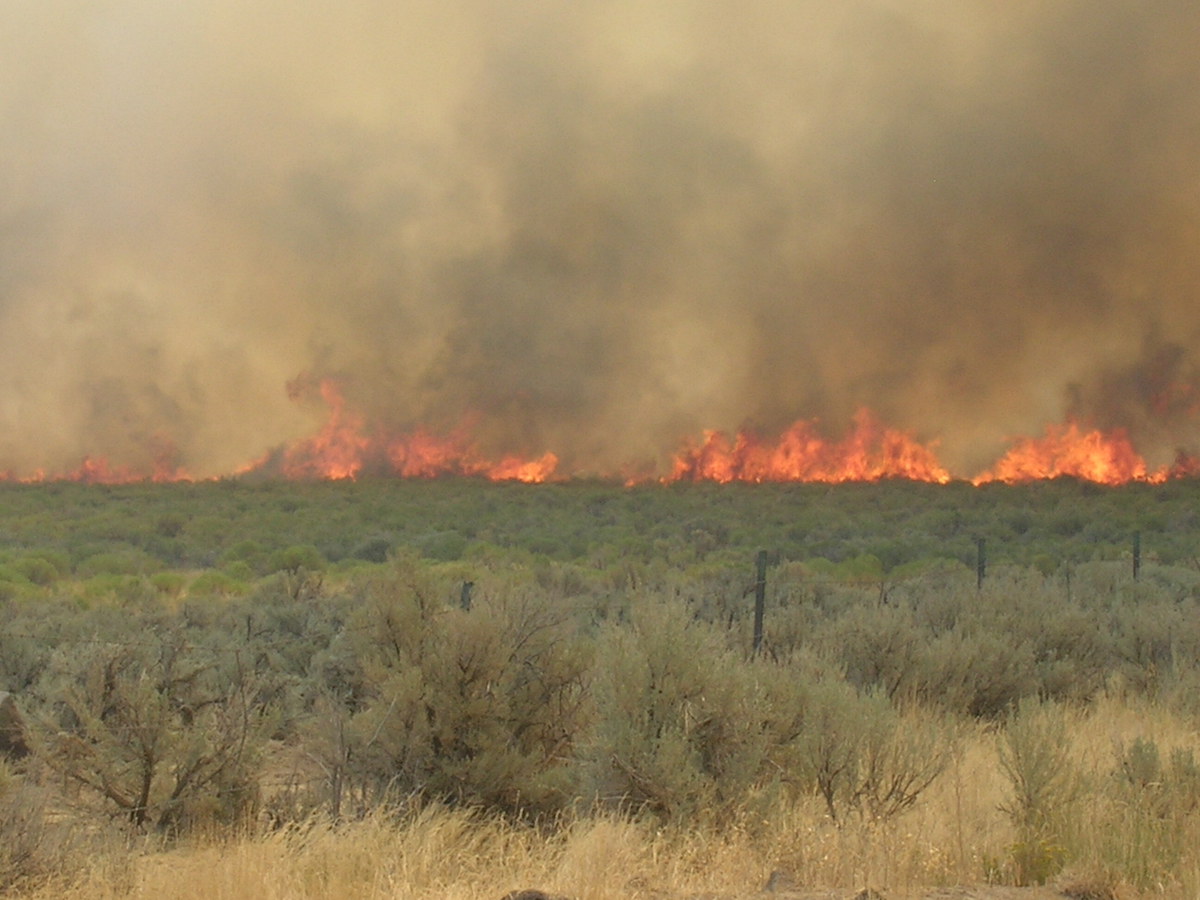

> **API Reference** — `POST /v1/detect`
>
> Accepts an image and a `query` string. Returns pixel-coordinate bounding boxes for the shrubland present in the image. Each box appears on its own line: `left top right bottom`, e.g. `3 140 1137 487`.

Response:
1 477 1200 896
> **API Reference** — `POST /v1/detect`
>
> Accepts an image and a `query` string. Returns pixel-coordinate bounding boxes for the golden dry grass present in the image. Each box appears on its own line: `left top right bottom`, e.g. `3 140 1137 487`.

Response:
11 697 1200 900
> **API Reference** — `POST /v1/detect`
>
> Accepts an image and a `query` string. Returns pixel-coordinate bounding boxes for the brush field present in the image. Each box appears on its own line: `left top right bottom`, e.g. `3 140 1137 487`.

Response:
3 477 1200 898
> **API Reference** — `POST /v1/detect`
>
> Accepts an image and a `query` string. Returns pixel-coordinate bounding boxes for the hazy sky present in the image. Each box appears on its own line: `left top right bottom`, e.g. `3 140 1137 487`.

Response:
3 1 1199 477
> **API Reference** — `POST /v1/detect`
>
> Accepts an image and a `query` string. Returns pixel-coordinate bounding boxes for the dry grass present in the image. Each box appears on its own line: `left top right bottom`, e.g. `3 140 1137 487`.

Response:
10 697 1200 900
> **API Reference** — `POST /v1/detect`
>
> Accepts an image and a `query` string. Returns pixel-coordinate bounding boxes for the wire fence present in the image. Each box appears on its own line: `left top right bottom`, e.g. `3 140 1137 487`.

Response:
0 528 1185 665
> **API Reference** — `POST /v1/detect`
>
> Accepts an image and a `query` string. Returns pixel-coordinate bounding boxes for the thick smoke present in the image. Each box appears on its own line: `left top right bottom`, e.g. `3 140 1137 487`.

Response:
2 0 1200 477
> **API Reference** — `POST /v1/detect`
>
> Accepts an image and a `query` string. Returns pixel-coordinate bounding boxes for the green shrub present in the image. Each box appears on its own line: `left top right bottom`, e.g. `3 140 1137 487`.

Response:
76 549 160 577
414 531 469 562
0 574 24 602
149 572 187 596
32 638 269 833
189 571 245 597
826 603 924 701
1100 737 1200 889
350 534 393 564
222 560 255 582
580 597 773 821
9 557 59 587
220 540 269 575
995 698 1079 884
155 513 185 538
796 680 953 823
917 629 1037 718
79 574 154 605
336 563 589 818
269 544 326 575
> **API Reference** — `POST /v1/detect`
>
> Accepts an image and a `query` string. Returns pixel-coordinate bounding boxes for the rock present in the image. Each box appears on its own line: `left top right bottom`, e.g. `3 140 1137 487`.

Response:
500 891 572 900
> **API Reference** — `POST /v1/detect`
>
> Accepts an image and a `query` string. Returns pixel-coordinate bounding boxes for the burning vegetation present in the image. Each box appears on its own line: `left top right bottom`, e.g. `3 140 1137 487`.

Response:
3 378 1199 487
4 4 1200 490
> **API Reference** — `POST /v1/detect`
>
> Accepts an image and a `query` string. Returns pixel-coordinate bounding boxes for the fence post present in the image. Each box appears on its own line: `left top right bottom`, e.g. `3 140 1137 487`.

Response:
976 538 986 590
1133 531 1141 581
753 550 767 655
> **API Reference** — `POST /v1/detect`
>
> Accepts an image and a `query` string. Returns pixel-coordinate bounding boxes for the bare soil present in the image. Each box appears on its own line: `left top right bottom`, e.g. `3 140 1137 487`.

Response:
678 888 1088 900
504 885 1091 900
766 889 1076 900
768 892 1080 897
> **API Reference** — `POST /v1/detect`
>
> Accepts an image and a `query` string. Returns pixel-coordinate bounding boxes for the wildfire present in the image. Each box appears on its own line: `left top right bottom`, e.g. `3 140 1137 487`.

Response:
384 429 558 482
972 422 1153 485
668 409 951 484
3 377 1200 486
276 379 559 483
5 443 194 485
281 379 372 480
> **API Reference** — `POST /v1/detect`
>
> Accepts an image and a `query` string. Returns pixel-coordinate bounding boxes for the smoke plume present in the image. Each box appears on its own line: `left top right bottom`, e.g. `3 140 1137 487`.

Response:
3 0 1200 477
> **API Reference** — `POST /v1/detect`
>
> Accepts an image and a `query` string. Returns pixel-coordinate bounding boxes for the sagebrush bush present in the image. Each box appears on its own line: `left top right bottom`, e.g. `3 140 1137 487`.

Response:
794 681 953 823
333 560 589 817
995 698 1079 884
579 596 953 826
0 761 48 892
30 634 269 833
0 760 105 894
4 477 1200 890
1098 736 1200 889
580 597 776 820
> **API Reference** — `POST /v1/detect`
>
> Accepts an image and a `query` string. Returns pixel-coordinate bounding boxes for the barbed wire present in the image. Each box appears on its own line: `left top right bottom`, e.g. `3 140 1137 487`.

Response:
0 553 1170 662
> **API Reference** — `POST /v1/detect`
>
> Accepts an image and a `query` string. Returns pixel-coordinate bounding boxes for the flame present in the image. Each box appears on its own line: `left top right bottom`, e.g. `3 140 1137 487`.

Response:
3 376 1200 486
667 409 951 484
385 427 558 482
278 379 560 482
4 442 194 485
1166 453 1200 480
973 422 1154 485
281 379 373 480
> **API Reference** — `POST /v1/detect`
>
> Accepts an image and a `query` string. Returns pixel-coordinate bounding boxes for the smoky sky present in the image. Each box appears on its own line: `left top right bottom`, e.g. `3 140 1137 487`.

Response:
3 0 1200 477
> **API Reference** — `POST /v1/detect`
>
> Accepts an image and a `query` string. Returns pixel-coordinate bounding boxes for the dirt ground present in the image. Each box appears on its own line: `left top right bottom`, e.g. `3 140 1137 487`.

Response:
665 889 1093 900
506 885 1090 900
758 888 1081 900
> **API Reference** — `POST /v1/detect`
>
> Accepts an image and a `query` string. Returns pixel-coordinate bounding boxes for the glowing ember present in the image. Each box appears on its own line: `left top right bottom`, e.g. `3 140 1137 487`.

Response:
973 422 1153 485
668 409 951 484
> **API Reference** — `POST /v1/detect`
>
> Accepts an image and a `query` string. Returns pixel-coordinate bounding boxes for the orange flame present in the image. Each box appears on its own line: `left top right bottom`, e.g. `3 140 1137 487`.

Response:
277 379 560 482
667 409 951 484
385 427 558 482
1166 451 1200 480
4 375 1200 486
281 379 373 480
973 422 1154 485
6 442 194 485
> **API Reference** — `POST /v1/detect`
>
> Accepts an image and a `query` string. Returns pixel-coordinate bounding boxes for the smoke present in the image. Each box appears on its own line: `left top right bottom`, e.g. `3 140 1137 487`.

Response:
2 0 1200 476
